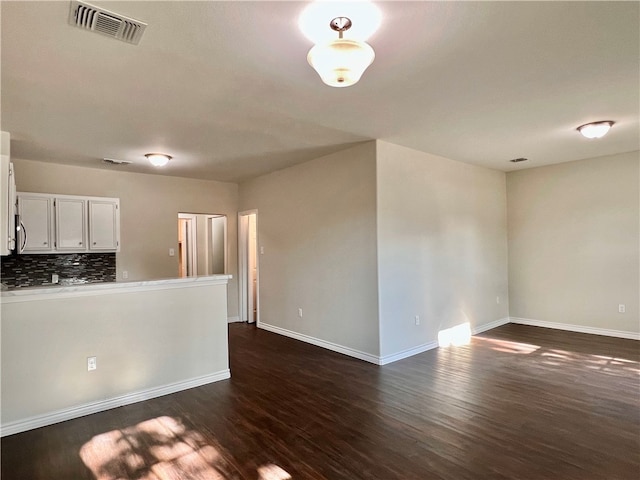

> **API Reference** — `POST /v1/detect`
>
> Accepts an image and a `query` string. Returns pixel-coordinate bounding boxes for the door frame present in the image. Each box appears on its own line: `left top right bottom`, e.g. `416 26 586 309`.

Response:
178 213 198 277
238 209 259 324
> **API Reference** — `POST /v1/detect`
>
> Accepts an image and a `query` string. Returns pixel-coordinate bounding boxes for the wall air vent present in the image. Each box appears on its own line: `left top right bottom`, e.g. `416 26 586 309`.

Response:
102 158 132 165
509 157 529 163
68 1 147 45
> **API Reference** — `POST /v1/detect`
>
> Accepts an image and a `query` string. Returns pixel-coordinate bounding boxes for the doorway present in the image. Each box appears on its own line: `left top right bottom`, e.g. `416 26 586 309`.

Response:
206 215 227 275
178 213 197 277
178 213 227 277
238 210 258 324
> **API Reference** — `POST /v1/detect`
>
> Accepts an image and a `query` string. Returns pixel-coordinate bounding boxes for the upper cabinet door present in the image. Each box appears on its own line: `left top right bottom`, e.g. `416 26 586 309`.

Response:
55 198 86 251
18 195 53 252
89 200 120 251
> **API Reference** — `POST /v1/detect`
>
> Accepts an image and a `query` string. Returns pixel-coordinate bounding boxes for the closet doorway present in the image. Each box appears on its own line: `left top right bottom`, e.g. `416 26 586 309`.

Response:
178 213 227 278
238 210 258 324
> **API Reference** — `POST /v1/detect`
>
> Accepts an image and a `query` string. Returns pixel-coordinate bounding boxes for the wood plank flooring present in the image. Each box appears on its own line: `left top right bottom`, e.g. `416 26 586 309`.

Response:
2 323 639 479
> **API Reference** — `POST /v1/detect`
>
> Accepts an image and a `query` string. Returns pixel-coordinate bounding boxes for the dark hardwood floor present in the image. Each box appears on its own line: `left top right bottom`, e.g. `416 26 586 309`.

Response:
2 323 639 479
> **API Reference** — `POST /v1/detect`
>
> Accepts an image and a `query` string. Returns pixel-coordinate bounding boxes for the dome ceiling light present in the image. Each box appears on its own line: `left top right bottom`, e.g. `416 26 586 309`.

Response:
300 1 381 88
145 153 172 167
307 16 375 87
577 121 615 139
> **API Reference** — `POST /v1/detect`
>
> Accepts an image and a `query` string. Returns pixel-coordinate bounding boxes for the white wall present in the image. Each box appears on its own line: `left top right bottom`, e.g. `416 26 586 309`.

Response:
376 141 509 358
239 142 380 357
12 159 239 318
507 151 640 335
1 279 230 433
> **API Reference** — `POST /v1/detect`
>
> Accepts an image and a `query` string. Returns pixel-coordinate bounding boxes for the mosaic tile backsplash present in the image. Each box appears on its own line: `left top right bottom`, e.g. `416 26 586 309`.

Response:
1 253 116 288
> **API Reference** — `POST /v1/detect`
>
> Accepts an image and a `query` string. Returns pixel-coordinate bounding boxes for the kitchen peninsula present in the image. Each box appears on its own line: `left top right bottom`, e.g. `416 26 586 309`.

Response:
1 275 231 436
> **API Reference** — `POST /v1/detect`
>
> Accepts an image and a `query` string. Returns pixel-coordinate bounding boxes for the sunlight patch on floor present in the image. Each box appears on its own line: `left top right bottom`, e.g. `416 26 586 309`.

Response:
475 336 639 376
79 416 291 480
258 463 292 480
541 350 640 374
473 336 541 354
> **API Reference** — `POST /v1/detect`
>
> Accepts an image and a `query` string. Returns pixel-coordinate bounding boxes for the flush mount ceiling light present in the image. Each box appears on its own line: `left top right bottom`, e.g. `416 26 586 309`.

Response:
307 16 375 87
145 153 171 167
577 121 615 139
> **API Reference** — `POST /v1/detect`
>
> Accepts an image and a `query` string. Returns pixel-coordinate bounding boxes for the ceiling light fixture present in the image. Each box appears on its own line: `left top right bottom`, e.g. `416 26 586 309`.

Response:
299 1 381 44
145 153 171 167
307 17 375 87
577 121 614 139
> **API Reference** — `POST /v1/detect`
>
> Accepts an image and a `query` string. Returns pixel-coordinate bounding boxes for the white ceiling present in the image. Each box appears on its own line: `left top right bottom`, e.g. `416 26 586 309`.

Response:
1 1 638 183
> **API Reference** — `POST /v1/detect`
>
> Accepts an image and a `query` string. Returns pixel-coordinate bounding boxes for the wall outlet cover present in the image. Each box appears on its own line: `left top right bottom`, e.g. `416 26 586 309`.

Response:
87 356 97 371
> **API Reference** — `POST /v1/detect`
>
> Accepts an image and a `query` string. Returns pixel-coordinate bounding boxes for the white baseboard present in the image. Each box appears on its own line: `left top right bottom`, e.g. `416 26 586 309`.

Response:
259 318 514 366
473 317 511 335
379 318 510 365
509 317 640 340
1 369 231 437
378 341 439 365
258 322 381 365
227 316 242 323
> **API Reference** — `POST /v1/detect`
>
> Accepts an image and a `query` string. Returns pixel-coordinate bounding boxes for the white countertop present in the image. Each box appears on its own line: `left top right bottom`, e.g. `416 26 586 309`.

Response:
0 275 232 302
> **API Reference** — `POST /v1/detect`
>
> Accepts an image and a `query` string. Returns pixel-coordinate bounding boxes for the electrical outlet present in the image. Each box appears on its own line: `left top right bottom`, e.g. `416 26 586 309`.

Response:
169 248 175 257
415 315 420 326
298 308 303 318
87 356 97 371
619 304 626 313
496 296 500 304
122 270 128 279
52 274 59 284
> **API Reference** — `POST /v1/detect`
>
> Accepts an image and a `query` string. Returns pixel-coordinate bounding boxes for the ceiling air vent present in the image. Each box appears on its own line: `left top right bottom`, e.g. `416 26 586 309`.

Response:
102 158 132 166
68 1 147 45
509 157 529 163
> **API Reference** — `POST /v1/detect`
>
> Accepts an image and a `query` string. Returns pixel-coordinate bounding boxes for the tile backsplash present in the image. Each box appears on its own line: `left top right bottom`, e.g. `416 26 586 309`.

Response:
1 253 116 288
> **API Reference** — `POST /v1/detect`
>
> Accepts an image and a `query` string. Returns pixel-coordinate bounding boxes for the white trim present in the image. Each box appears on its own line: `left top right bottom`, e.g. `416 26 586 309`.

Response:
377 318 510 365
0 369 231 437
472 317 511 335
178 213 198 278
258 322 381 365
227 316 242 323
509 317 640 340
378 341 439 365
259 318 514 366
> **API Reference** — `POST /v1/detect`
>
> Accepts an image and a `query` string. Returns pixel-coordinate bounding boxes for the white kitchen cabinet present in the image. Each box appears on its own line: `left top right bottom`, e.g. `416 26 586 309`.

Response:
18 194 53 253
55 198 86 251
89 199 120 251
17 193 120 254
